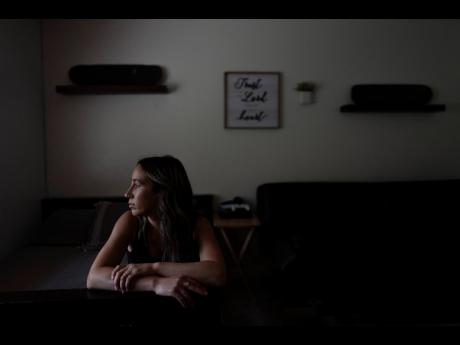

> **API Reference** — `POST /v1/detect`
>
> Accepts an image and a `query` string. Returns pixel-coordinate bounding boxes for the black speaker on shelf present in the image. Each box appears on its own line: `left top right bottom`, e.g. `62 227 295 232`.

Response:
351 84 433 106
68 64 164 85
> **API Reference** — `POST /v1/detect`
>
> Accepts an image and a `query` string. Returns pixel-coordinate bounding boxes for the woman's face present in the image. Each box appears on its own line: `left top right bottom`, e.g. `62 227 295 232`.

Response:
124 165 157 217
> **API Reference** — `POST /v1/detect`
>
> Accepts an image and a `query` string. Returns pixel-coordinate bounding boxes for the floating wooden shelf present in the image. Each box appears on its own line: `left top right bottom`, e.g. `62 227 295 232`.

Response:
340 104 446 113
56 84 169 95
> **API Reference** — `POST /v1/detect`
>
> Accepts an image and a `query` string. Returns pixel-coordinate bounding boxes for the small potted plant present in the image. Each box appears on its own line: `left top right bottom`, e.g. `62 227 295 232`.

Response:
295 82 315 105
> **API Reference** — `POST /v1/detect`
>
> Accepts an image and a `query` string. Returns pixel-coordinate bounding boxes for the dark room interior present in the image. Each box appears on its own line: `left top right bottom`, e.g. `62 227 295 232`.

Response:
1 19 460 327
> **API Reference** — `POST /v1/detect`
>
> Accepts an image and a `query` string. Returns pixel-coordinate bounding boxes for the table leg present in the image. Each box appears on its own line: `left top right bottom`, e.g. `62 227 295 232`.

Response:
238 227 255 261
219 227 239 264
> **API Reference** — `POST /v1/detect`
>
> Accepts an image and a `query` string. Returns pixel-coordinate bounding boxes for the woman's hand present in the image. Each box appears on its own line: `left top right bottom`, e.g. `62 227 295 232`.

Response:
154 276 208 308
111 263 155 292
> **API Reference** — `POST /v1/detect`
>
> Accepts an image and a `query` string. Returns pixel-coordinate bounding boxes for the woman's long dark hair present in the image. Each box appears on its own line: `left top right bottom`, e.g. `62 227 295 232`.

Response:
137 155 197 262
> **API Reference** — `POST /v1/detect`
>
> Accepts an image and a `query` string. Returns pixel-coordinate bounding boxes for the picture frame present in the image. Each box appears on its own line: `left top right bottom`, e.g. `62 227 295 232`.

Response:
224 72 281 129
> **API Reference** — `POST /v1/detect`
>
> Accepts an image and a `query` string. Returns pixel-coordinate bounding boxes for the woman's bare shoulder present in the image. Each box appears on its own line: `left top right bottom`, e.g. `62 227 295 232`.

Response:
194 215 214 240
195 215 212 228
112 211 139 237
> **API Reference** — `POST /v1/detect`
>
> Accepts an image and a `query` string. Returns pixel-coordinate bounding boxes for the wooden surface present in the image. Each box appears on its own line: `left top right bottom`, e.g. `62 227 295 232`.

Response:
213 214 260 228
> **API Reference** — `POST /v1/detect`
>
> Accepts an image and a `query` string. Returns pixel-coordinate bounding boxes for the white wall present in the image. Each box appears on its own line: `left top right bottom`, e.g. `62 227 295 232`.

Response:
0 20 45 259
43 19 460 205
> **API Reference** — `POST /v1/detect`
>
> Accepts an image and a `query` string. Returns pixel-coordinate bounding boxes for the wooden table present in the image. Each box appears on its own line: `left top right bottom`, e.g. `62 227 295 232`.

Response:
213 214 260 265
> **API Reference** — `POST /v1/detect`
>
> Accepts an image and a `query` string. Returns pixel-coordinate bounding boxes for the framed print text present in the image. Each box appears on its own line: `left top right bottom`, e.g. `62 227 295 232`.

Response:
224 72 281 129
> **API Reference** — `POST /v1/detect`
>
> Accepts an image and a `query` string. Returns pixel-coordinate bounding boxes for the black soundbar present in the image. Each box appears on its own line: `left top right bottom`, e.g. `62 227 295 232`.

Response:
69 64 164 85
351 84 433 106
340 104 446 112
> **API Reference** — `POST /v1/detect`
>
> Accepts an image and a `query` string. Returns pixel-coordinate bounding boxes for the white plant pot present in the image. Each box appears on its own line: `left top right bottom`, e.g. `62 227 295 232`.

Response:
298 91 313 105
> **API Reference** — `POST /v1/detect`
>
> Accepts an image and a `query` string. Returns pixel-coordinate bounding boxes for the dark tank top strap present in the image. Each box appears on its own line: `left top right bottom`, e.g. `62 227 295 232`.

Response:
127 216 161 263
127 215 202 263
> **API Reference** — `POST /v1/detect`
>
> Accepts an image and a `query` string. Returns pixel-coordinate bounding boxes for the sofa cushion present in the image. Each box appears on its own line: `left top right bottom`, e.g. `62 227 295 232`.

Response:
33 209 96 246
86 201 129 249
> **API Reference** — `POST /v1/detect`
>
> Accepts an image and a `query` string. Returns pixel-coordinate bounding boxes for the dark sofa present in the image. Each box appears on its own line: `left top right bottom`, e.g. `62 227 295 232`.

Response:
257 180 460 325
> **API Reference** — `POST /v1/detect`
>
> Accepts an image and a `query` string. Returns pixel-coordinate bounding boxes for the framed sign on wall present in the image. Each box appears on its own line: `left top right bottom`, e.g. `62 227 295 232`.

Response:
224 72 281 129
